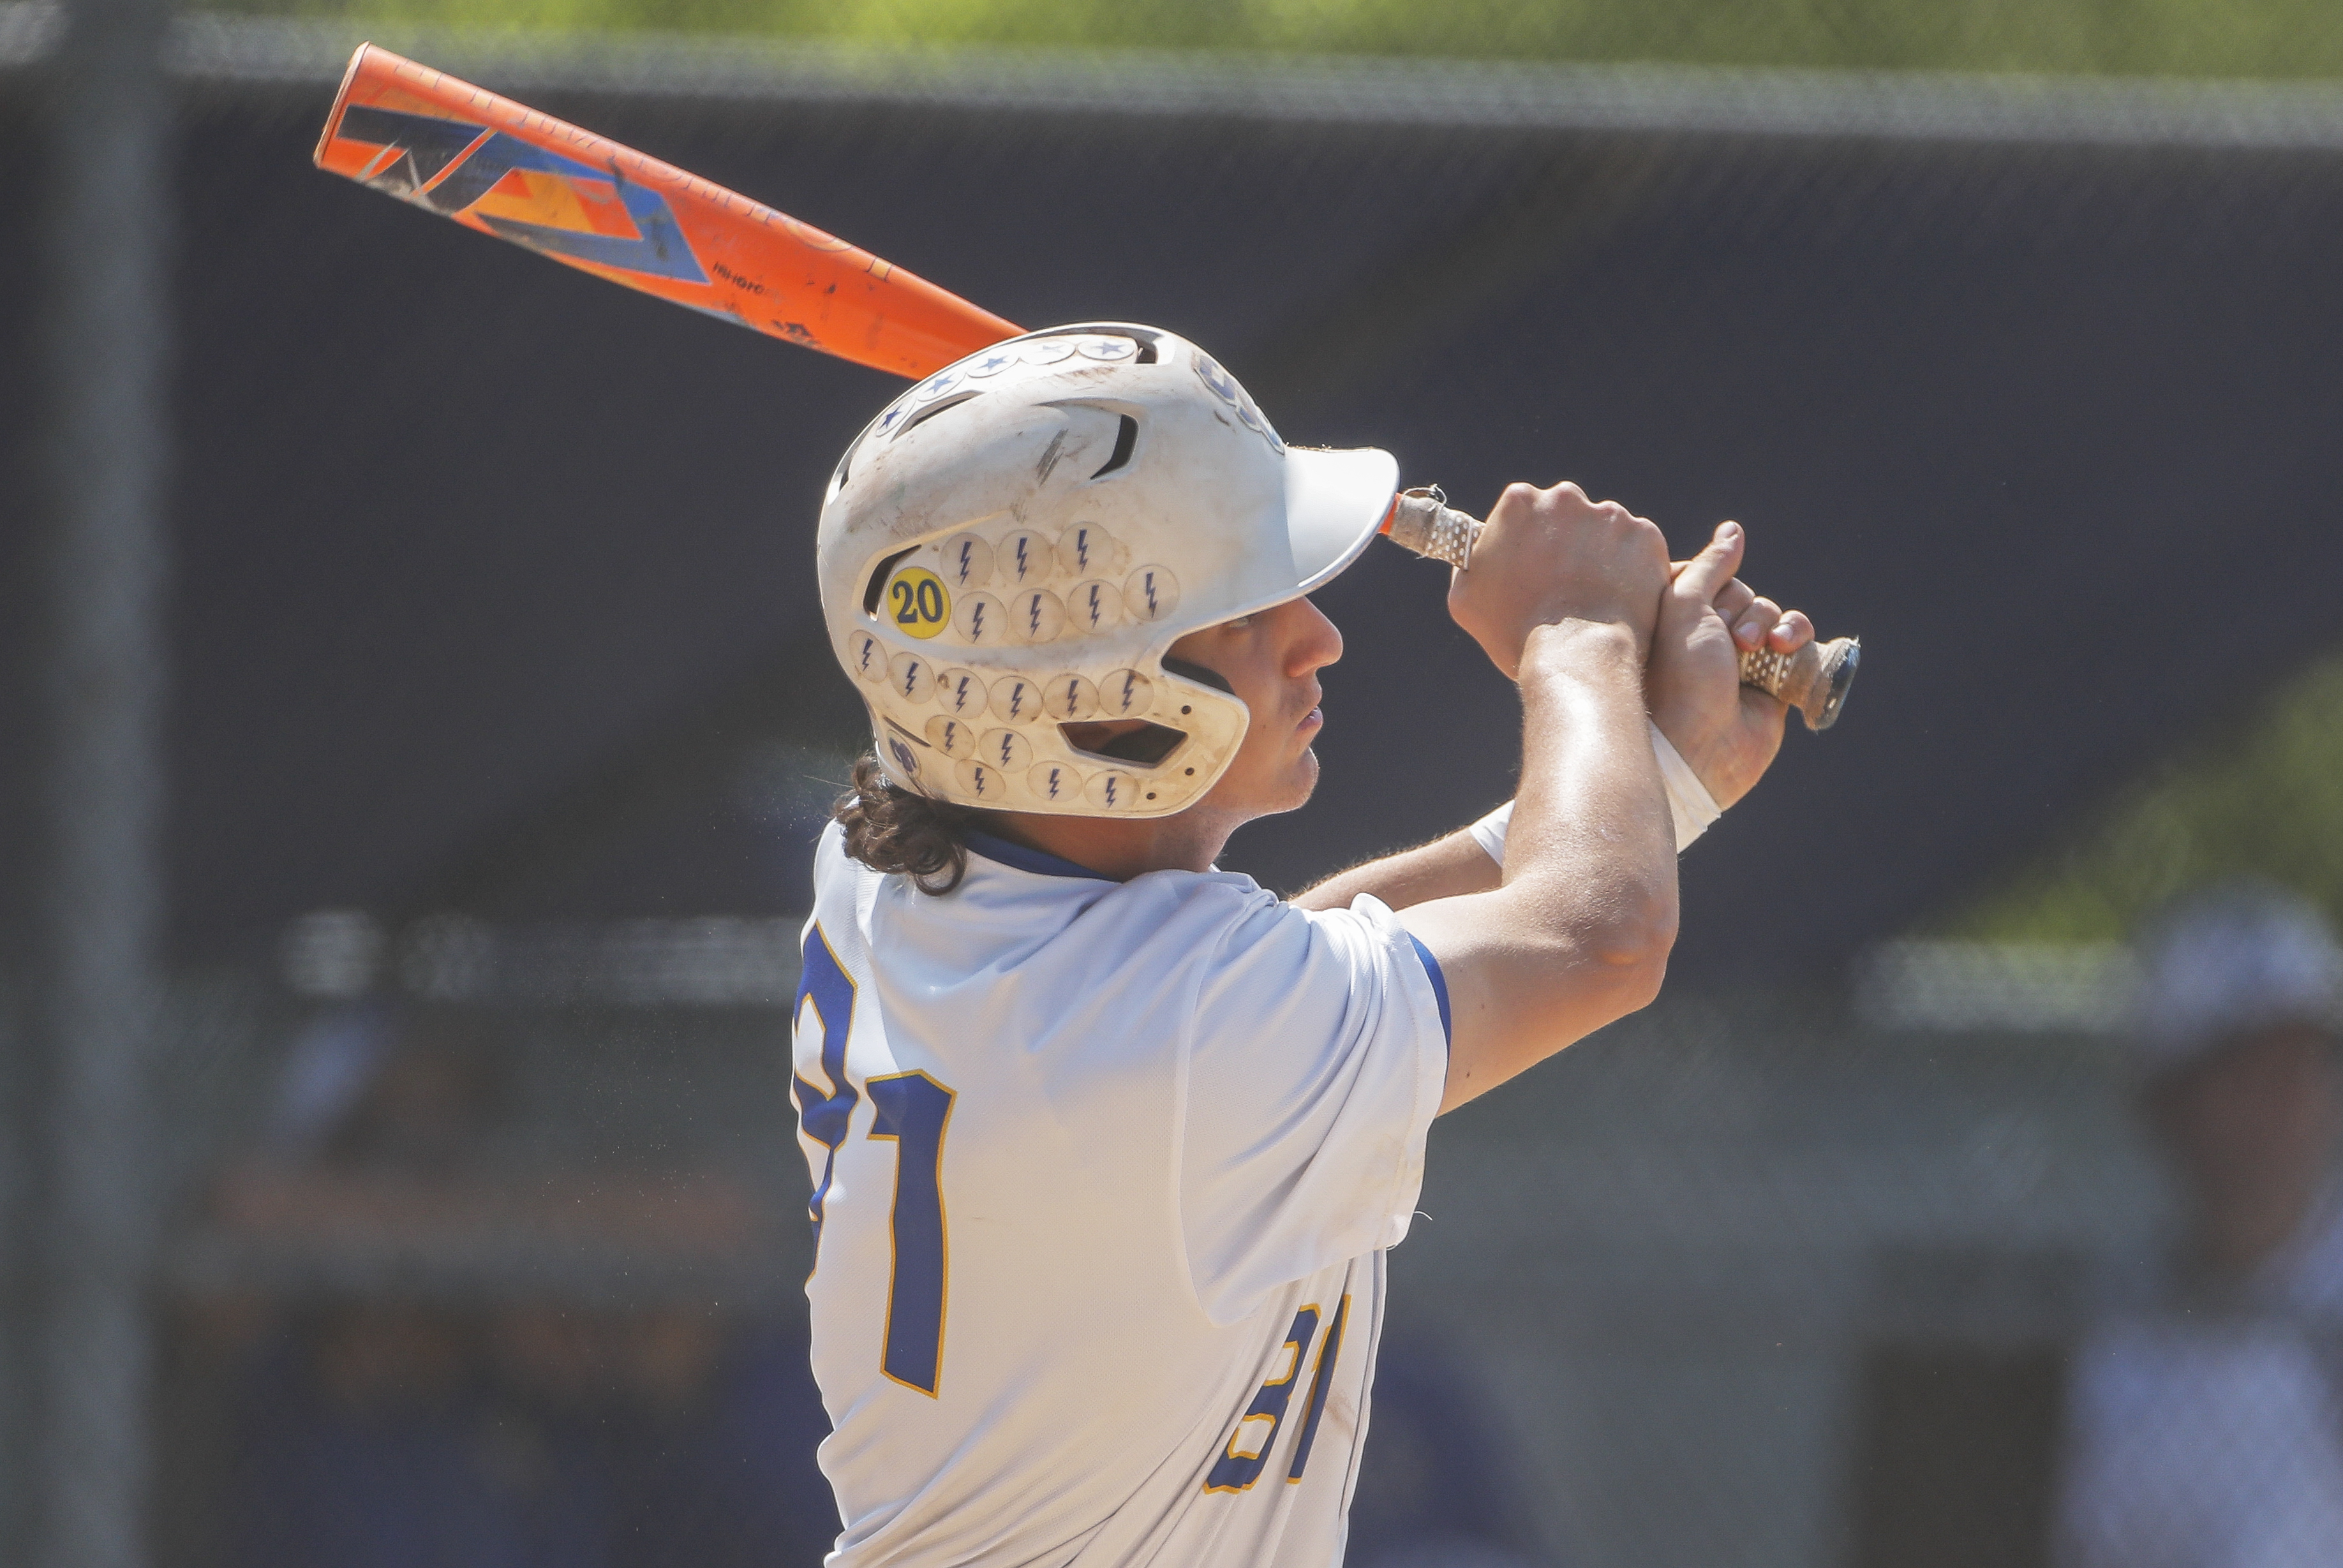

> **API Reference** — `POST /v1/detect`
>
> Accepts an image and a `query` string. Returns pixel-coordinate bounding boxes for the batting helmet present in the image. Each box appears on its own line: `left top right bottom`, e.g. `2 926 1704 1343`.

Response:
819 323 1397 817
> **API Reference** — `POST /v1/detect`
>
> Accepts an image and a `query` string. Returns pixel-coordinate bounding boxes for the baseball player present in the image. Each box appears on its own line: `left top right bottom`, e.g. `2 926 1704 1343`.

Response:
793 323 1813 1565
2057 885 2343 1568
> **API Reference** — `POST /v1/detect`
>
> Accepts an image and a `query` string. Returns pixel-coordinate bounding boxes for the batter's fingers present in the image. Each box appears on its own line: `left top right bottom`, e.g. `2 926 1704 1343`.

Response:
1732 595 1783 651
1673 521 1743 603
1767 609 1815 653
1711 577 1755 625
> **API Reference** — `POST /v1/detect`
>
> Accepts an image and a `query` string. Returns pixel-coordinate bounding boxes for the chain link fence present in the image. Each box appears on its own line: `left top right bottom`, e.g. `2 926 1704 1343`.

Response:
10 10 2343 1567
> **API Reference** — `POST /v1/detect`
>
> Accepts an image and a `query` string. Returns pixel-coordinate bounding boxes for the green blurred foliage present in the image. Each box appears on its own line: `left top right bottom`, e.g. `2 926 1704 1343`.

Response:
1947 653 2343 942
206 0 2343 78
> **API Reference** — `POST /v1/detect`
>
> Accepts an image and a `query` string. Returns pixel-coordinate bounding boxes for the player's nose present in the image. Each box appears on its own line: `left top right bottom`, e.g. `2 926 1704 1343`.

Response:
1284 596 1343 677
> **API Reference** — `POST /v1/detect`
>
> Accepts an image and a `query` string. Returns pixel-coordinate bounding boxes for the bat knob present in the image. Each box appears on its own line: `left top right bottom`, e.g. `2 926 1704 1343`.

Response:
1812 638 1861 730
1740 636 1861 732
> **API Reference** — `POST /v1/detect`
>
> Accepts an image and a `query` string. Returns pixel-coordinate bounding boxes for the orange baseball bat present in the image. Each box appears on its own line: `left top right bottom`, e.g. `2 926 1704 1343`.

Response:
315 46 1859 729
314 43 1022 378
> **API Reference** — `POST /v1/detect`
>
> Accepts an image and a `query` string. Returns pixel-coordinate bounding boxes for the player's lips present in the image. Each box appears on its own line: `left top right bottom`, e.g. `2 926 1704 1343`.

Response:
1296 688 1324 735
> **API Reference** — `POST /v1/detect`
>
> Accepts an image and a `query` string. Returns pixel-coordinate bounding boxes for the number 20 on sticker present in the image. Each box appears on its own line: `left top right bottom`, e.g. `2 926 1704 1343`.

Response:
889 568 950 639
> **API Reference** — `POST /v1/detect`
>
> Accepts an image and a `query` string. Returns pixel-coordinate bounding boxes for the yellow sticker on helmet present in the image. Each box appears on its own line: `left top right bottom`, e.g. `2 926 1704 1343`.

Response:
886 566 951 640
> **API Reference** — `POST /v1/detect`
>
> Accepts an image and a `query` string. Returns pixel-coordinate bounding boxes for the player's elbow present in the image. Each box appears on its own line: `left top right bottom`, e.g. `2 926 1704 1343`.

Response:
1582 891 1676 1014
1509 866 1677 994
1607 941 1670 1017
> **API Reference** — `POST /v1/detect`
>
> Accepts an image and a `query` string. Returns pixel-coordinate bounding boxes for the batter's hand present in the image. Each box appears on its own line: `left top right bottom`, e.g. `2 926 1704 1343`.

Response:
1448 482 1670 682
1646 521 1814 808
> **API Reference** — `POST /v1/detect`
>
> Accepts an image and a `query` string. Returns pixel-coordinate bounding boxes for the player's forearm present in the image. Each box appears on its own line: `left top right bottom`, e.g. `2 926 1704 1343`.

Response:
1291 829 1500 913
1404 620 1677 1111
1500 620 1679 968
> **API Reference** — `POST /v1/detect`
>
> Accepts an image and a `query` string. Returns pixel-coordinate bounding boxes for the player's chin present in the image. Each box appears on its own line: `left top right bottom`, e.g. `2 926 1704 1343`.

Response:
1276 748 1321 812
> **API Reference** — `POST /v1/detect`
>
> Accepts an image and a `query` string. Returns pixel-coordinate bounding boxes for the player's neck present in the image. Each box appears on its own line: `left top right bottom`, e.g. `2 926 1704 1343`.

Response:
986 808 1238 880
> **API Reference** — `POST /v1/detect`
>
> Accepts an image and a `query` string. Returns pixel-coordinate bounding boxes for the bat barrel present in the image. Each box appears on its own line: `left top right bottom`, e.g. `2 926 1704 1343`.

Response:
314 45 1022 381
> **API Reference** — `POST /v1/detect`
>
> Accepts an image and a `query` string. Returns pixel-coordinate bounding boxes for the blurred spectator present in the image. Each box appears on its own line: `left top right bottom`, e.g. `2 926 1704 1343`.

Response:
1348 1334 1551 1567
2057 883 2343 1568
229 1302 611 1568
599 1314 840 1568
201 1010 836 1567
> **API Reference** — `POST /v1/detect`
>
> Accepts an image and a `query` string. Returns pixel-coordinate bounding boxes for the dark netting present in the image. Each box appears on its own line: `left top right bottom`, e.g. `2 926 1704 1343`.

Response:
9 10 2343 1566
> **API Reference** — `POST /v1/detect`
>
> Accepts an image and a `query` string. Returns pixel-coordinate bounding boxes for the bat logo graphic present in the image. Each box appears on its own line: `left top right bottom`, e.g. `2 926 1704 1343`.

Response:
332 106 708 283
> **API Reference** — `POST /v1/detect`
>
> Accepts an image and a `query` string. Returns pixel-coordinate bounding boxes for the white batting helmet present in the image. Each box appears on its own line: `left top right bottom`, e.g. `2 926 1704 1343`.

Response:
819 323 1397 817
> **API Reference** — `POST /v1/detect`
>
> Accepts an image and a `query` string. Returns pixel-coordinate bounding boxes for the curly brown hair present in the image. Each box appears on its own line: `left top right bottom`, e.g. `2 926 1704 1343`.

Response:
831 753 978 895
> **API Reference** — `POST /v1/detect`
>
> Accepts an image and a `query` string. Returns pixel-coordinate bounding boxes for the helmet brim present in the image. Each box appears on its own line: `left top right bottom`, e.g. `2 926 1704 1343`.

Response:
1285 445 1401 595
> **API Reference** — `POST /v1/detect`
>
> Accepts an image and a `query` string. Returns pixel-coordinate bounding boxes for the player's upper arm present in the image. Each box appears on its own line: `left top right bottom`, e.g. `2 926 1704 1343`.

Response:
1176 888 1448 1323
1400 864 1674 1114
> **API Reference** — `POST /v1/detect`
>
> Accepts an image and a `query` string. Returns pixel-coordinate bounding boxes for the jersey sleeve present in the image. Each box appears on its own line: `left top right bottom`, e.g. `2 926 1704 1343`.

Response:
1177 890 1450 1326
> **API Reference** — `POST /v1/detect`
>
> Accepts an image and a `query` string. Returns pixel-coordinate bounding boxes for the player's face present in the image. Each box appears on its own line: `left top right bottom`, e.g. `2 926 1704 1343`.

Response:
1166 596 1344 817
2151 1023 2343 1275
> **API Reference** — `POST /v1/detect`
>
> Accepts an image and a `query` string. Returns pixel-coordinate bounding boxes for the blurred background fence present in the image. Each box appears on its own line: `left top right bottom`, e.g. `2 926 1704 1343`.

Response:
8 2 2343 1564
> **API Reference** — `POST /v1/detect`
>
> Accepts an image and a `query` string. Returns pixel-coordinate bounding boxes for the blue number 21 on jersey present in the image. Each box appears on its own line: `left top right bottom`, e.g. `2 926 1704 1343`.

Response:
794 924 958 1396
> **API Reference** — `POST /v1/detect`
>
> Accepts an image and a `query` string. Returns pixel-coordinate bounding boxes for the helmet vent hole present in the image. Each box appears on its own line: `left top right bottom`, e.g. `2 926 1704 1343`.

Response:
862 545 919 617
895 388 982 438
1089 415 1139 480
1059 721 1187 767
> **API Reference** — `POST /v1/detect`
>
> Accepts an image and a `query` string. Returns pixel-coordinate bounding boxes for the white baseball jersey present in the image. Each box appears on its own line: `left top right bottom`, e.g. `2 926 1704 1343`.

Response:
791 822 1450 1566
2057 1195 2343 1568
